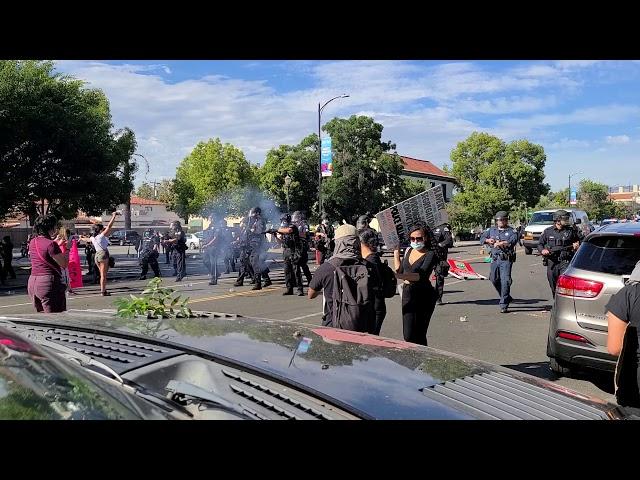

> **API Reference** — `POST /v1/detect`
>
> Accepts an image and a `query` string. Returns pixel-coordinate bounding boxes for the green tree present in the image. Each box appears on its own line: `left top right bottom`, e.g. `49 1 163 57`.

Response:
156 179 175 204
173 138 255 219
136 182 155 199
258 134 320 215
320 115 408 222
0 60 135 221
448 132 550 228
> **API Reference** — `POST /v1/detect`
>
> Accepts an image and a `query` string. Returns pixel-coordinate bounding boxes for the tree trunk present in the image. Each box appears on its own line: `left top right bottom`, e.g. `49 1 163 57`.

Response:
124 200 132 230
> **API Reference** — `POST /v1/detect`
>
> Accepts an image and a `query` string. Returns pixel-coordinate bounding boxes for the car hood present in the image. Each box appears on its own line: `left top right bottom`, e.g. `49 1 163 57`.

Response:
525 224 552 234
0 311 623 420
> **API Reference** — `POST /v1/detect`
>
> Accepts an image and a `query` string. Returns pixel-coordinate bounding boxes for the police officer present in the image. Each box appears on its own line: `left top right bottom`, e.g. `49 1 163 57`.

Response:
202 220 219 285
233 213 253 287
315 216 335 264
164 221 187 281
292 211 313 285
217 219 234 274
433 222 454 305
274 213 303 296
139 229 161 280
247 207 272 290
480 211 519 313
538 209 582 297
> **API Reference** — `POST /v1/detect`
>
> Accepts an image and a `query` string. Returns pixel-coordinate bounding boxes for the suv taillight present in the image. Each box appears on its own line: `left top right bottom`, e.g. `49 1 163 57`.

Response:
556 274 603 298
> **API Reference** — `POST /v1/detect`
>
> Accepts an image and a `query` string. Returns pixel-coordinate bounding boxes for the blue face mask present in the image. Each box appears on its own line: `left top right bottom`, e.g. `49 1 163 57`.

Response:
410 241 425 250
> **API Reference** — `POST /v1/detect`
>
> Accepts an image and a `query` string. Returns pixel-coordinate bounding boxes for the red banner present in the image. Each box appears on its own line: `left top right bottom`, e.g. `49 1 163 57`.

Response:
68 239 84 289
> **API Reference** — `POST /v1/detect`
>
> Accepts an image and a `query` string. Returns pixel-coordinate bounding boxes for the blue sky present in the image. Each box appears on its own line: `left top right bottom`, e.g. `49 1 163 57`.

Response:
54 60 640 191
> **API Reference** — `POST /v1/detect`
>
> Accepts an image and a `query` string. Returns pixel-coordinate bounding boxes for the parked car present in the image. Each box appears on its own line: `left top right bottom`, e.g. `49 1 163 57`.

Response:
522 209 590 255
186 233 201 250
108 229 141 246
547 222 640 376
0 310 629 420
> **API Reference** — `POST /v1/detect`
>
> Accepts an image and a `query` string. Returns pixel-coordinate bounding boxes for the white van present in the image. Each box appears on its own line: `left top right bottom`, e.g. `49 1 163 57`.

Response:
522 209 590 255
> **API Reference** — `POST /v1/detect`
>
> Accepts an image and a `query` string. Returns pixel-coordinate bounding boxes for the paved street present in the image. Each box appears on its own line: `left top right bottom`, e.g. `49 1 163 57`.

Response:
0 243 616 404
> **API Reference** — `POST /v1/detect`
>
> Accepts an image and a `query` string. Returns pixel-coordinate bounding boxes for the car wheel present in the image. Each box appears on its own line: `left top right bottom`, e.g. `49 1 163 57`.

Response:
549 357 573 377
524 247 532 255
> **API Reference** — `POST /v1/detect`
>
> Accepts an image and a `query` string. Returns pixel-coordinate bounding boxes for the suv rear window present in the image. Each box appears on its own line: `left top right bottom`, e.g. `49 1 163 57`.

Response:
572 235 640 275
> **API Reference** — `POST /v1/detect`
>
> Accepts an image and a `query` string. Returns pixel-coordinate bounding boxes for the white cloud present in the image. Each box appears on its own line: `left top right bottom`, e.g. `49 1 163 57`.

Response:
606 134 631 144
50 60 640 189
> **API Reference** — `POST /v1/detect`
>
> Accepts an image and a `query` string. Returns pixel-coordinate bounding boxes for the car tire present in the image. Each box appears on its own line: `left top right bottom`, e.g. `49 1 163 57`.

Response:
549 357 573 377
524 247 532 255
190 243 196 250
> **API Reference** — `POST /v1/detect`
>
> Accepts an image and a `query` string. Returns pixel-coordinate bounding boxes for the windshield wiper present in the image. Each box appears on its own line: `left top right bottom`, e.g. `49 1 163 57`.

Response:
165 380 263 420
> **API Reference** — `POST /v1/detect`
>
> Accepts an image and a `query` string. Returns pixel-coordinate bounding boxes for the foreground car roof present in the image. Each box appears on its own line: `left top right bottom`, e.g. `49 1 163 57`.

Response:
0 311 624 420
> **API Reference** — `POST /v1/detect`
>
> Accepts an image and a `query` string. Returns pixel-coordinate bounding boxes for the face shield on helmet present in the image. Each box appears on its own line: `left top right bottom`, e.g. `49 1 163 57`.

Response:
291 211 302 224
553 210 571 227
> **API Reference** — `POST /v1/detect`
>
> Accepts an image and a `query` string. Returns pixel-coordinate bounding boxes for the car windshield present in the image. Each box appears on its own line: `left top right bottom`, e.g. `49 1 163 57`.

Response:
0 330 146 419
572 235 640 275
529 212 555 225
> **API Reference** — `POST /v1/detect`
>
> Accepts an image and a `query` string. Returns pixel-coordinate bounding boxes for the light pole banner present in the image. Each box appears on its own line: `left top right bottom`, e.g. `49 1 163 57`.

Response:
570 187 577 205
321 136 332 177
375 185 449 250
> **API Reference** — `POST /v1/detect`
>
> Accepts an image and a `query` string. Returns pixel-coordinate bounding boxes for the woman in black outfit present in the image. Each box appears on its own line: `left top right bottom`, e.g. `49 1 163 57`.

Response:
394 222 438 346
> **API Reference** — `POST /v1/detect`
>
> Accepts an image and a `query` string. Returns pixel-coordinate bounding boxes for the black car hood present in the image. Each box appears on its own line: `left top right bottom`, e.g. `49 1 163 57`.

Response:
0 311 621 420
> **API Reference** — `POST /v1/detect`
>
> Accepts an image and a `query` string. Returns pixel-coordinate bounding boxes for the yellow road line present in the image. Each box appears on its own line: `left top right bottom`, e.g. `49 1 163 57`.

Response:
188 286 282 304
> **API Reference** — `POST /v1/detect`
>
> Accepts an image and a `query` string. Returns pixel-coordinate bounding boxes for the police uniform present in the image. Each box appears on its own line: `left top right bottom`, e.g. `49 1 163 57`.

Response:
315 222 335 264
139 231 161 279
433 223 454 304
202 226 218 285
234 217 253 287
538 219 581 296
279 216 302 295
172 228 187 281
480 213 518 312
295 219 313 285
247 214 268 290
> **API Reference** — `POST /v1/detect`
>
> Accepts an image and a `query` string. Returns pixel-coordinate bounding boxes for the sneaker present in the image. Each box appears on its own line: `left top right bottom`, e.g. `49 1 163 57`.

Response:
233 281 243 287
297 290 305 296
175 277 183 282
208 280 217 286
500 307 508 314
263 279 272 287
282 289 294 296
101 291 111 296
437 299 444 306
251 284 262 291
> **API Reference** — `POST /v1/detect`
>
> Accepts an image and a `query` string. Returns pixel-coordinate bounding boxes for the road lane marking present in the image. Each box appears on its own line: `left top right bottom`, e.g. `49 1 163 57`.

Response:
287 312 323 322
188 286 282 304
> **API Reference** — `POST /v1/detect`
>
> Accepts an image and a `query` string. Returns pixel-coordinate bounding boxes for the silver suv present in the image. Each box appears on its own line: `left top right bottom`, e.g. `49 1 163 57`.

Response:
547 222 640 376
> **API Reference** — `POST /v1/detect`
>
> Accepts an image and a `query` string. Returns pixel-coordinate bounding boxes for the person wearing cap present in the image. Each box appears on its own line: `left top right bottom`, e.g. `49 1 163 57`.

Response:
480 211 519 313
538 209 581 296
308 223 376 331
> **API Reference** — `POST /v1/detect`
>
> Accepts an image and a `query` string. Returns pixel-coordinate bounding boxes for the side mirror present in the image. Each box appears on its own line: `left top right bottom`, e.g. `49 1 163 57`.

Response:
574 218 582 224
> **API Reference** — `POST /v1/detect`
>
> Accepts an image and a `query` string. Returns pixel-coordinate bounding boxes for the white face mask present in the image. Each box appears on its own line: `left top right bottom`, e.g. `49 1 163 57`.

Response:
410 241 425 250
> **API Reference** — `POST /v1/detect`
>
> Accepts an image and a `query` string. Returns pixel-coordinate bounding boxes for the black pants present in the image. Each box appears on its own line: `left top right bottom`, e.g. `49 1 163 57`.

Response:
297 246 312 284
205 249 219 283
283 250 298 291
140 254 161 278
165 247 171 265
547 260 569 297
373 296 386 335
2 257 15 279
250 248 267 285
401 284 437 346
172 249 186 280
236 250 254 283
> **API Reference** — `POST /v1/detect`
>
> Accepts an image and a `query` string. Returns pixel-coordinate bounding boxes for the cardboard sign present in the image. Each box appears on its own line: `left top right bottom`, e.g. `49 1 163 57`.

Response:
447 259 486 280
375 185 449 250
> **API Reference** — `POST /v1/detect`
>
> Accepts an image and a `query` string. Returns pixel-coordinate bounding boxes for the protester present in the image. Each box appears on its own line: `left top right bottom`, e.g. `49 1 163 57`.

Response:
55 227 75 294
1 236 16 280
27 214 69 313
91 212 118 296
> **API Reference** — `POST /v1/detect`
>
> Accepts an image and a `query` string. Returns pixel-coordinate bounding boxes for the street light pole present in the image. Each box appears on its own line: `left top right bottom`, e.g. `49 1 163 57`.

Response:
318 94 349 219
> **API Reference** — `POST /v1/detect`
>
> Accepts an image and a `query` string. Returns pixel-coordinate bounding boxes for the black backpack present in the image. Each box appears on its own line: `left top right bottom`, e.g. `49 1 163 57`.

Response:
379 259 398 298
327 258 375 333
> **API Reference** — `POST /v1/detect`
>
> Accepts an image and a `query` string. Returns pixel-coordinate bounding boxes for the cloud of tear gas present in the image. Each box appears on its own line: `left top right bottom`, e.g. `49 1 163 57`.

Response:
199 186 284 226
